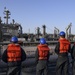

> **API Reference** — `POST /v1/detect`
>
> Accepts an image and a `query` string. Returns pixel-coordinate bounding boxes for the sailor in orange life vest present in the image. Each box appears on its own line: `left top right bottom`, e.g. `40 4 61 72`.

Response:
2 36 26 75
35 38 50 75
55 31 71 75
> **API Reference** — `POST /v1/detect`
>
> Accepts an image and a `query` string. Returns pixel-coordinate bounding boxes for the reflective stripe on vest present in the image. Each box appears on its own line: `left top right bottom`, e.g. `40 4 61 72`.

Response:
38 44 50 60
59 39 70 53
7 44 21 62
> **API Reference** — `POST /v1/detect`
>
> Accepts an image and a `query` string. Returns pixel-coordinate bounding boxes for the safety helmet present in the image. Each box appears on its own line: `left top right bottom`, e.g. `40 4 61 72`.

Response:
59 31 65 36
10 36 18 43
40 38 46 44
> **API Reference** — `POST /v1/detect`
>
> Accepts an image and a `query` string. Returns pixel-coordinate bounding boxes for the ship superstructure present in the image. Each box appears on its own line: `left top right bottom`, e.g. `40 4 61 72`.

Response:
0 7 22 41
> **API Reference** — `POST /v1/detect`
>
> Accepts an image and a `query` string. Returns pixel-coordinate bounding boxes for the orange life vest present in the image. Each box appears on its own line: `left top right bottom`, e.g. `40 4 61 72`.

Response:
37 44 50 60
59 38 70 53
7 44 21 62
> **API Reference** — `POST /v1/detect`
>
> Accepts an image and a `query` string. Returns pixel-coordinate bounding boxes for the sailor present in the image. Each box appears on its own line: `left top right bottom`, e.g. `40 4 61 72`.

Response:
2 36 26 75
55 31 71 75
71 42 75 75
35 38 50 75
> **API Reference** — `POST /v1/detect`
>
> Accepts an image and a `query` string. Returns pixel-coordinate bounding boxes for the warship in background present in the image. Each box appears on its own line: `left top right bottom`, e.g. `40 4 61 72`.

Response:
0 7 75 43
0 7 23 42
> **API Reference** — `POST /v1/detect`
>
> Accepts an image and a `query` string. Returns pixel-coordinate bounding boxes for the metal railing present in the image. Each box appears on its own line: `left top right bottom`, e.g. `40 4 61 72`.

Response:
0 41 74 46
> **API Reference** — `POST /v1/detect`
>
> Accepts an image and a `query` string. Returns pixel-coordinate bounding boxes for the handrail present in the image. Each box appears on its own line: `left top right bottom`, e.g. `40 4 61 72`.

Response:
0 41 74 45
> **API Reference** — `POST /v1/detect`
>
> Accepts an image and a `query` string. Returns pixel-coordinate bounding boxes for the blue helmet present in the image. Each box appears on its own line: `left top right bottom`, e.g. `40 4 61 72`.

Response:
59 31 65 36
10 36 18 43
40 38 46 44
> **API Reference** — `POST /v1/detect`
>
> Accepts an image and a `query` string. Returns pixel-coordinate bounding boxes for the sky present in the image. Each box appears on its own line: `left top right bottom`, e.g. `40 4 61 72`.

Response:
0 0 75 34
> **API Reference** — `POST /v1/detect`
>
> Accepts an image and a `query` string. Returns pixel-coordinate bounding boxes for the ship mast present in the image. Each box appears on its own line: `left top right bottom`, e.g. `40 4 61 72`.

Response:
3 7 11 24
